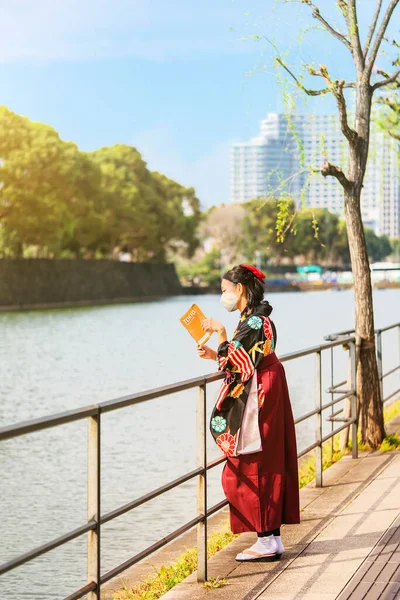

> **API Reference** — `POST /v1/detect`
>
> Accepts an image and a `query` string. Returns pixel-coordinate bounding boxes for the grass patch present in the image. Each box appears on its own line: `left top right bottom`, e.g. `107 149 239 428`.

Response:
112 397 400 600
384 399 400 423
379 434 400 452
111 529 237 600
298 437 346 489
349 398 400 453
202 577 228 590
298 400 400 488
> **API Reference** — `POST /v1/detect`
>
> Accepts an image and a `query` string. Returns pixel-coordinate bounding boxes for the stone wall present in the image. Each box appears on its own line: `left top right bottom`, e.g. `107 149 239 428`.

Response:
0 259 182 309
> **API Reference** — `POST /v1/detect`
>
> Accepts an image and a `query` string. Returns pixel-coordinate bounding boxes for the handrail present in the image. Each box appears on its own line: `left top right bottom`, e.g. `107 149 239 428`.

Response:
0 336 354 442
324 321 400 340
1 322 399 599
0 521 96 576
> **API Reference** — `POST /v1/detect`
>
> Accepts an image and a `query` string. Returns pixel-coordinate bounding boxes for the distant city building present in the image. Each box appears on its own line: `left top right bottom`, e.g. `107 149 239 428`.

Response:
230 113 400 239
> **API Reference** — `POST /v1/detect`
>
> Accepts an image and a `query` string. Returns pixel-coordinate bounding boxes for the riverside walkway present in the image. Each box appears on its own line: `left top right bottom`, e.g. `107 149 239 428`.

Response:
161 415 400 600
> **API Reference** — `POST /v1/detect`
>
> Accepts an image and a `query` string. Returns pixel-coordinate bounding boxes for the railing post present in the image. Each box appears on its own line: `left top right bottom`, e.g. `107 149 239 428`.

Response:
330 347 334 460
398 325 400 380
339 344 352 451
350 341 358 459
196 384 207 583
376 329 384 403
88 411 101 599
315 351 323 488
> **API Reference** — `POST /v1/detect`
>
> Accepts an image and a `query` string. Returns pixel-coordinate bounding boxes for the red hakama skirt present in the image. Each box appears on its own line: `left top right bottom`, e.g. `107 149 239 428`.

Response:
221 351 300 533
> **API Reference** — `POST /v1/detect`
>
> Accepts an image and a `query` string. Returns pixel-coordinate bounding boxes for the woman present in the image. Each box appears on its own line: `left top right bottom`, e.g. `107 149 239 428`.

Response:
197 264 300 562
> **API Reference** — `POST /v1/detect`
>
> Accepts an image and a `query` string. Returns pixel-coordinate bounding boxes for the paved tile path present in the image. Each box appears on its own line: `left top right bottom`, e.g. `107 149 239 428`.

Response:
336 514 400 600
162 414 400 600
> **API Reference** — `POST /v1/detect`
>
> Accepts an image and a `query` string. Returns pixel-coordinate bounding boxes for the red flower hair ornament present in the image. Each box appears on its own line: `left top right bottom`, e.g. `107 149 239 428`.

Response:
240 264 266 283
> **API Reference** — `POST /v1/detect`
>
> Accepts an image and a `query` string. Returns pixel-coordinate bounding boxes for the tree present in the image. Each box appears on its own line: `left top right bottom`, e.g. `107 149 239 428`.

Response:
200 203 246 265
89 145 162 260
151 172 201 259
0 107 202 261
270 1 400 446
89 146 201 262
0 106 105 258
389 238 400 260
240 201 351 265
376 79 400 140
177 249 221 286
0 106 72 256
364 229 392 262
291 209 345 264
240 198 296 264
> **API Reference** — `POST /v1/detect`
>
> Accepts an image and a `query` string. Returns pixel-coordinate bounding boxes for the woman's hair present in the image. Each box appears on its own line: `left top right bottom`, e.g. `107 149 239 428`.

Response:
222 265 272 313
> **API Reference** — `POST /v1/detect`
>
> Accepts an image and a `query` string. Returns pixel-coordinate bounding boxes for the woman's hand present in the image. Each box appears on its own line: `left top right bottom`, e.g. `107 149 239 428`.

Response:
197 345 217 360
201 318 225 334
201 318 228 346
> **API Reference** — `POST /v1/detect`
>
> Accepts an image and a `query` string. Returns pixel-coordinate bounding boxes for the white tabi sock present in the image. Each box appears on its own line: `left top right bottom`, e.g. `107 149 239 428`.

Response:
247 536 277 556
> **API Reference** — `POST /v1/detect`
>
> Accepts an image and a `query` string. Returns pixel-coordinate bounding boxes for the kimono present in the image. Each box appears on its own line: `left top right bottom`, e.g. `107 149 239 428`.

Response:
210 302 300 534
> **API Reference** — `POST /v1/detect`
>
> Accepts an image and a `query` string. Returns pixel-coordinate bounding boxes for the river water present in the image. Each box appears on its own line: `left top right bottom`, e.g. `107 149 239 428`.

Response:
1 290 399 599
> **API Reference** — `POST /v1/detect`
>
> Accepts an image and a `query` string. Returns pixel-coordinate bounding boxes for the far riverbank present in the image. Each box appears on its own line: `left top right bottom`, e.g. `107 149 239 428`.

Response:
1 258 399 313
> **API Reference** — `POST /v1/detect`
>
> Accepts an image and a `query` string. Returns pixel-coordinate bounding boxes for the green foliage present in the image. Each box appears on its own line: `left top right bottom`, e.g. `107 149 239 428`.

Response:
380 434 400 453
240 199 352 265
0 106 201 260
375 95 400 141
177 249 221 286
347 399 400 453
364 229 392 262
300 399 400 488
202 577 227 590
176 198 394 286
240 197 295 262
298 436 346 489
389 238 400 260
383 399 400 424
112 529 237 600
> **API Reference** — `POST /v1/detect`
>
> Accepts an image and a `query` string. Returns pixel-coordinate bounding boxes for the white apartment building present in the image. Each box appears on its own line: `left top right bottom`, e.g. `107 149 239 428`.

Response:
230 113 400 239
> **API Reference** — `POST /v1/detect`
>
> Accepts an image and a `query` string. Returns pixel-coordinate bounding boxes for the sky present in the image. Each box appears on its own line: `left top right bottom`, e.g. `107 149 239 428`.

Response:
0 0 397 208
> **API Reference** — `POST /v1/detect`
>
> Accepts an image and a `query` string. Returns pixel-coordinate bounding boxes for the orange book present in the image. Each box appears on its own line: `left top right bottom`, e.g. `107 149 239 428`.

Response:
180 304 213 346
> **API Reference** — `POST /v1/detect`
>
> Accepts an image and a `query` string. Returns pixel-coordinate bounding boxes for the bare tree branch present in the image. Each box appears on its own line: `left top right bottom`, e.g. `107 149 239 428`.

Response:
276 58 357 142
363 0 383 59
276 58 355 97
309 65 358 143
376 69 390 78
348 0 365 70
366 0 400 76
276 58 330 95
307 64 356 87
376 94 400 110
301 0 352 50
372 66 400 90
321 161 352 190
333 79 358 142
383 36 400 50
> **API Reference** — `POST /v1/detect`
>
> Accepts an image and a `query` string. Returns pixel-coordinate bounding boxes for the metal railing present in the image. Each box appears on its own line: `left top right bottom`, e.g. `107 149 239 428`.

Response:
1 322 399 598
325 322 400 406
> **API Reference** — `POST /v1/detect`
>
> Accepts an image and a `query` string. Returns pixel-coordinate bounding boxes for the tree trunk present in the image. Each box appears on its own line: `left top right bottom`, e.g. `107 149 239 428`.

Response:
342 81 386 446
344 78 386 447
344 192 385 446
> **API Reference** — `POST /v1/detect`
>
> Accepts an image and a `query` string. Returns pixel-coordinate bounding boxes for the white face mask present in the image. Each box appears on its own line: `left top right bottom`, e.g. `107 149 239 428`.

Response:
220 291 239 312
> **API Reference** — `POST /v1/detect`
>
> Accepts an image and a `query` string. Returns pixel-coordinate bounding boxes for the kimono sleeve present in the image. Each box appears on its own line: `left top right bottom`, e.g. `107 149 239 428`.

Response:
217 315 273 383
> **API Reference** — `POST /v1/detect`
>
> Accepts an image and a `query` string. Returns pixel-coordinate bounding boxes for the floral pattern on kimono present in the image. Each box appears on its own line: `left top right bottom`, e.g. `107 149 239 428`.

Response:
210 304 277 457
